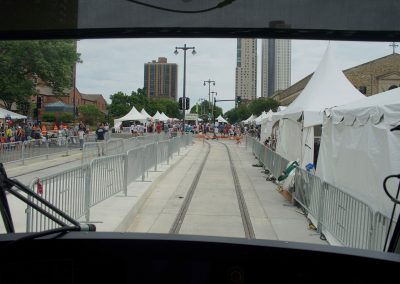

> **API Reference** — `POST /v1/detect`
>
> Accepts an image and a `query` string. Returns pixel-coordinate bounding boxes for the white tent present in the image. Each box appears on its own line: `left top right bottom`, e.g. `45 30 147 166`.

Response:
316 87 400 219
216 115 228 123
259 110 275 143
254 111 270 125
160 112 170 122
140 108 151 120
0 107 27 119
243 114 257 124
152 111 162 121
276 44 365 167
114 105 146 126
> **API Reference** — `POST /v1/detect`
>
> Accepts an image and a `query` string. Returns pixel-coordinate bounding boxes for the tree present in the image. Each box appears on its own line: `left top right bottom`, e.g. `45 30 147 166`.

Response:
78 104 104 125
0 40 80 110
109 91 132 118
248 98 279 116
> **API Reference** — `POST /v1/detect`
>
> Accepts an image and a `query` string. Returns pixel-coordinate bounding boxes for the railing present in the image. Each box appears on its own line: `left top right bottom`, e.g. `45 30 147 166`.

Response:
246 135 397 252
26 133 193 232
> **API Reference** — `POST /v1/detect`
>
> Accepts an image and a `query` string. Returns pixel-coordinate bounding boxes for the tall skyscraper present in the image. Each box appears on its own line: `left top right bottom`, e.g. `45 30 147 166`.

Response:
235 39 257 101
144 57 178 99
261 39 291 97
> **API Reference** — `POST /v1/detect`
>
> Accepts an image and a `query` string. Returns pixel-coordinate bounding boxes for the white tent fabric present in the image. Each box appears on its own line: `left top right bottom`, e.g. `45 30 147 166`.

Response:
277 44 364 128
114 105 146 124
276 44 365 167
216 115 228 123
140 108 151 120
160 112 169 122
259 110 275 143
316 87 400 219
152 111 162 121
0 107 27 119
243 114 256 124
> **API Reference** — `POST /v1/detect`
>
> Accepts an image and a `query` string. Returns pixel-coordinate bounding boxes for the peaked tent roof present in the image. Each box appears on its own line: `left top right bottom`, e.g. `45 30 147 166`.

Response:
243 114 257 124
0 107 27 119
279 44 365 127
141 108 151 119
160 112 169 122
115 105 145 122
152 111 162 120
216 115 228 123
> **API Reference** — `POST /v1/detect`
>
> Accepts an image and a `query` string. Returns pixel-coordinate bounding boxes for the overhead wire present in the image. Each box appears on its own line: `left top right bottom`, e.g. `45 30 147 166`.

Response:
125 0 236 14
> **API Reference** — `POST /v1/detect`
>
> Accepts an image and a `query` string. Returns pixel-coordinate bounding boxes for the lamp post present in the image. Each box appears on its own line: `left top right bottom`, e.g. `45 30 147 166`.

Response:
203 79 215 116
211 91 217 125
32 73 39 123
174 44 196 132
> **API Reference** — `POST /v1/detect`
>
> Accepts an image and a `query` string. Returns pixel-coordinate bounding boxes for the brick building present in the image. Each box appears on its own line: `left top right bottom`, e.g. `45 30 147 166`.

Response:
32 78 107 120
272 53 400 106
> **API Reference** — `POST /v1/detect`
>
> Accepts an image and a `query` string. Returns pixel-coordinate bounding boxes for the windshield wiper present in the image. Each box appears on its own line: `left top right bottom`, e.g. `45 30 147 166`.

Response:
0 163 96 236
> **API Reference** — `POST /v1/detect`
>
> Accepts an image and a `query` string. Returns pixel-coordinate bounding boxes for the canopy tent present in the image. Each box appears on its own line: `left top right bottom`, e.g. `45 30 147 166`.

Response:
216 115 228 123
44 101 73 113
316 87 400 220
243 114 257 124
254 111 271 125
275 44 365 167
259 110 276 143
160 112 170 122
152 111 162 121
114 105 146 129
0 107 27 119
140 108 151 120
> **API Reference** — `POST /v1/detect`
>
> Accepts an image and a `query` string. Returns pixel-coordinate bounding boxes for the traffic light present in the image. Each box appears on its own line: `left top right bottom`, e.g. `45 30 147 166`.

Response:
236 96 241 104
178 97 183 110
37 96 42 109
185 97 190 110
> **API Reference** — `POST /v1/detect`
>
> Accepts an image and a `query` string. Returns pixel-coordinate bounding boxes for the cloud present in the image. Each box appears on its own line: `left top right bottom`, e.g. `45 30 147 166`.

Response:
77 38 396 113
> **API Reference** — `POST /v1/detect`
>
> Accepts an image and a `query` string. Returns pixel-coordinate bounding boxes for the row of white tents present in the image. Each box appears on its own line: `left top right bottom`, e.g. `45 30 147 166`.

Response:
259 44 400 220
114 107 172 130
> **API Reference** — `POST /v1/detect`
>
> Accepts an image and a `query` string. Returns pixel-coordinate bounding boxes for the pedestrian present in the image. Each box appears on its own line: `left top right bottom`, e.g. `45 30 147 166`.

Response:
96 123 107 156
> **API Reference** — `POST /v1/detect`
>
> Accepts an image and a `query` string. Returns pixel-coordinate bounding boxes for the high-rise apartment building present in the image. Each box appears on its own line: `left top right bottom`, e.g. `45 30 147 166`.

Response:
235 39 257 101
144 57 178 99
261 39 291 97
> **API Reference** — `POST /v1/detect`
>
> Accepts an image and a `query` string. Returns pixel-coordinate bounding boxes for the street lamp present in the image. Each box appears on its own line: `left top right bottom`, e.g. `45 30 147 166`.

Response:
174 44 196 131
32 73 39 123
211 91 217 124
203 79 215 115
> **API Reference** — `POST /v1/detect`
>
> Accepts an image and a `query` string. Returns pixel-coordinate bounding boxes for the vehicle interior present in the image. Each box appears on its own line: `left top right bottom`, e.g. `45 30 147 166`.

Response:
0 1 399 283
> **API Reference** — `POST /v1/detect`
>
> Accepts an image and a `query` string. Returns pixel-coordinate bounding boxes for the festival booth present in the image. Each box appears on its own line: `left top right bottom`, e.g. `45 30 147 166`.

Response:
216 115 228 124
242 114 257 125
316 87 400 219
114 105 146 132
152 111 162 121
259 110 274 143
160 112 170 122
140 108 151 120
0 107 27 120
275 45 364 168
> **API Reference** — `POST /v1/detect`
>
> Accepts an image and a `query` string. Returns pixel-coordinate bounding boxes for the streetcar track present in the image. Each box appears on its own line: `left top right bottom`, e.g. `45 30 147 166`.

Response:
169 140 255 239
219 141 255 239
169 141 211 234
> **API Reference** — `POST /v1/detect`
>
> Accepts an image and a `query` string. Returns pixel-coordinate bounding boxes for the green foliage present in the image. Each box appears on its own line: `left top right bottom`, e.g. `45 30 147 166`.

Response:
42 112 56 122
58 112 74 123
109 88 181 120
225 98 279 124
0 40 80 110
78 104 103 125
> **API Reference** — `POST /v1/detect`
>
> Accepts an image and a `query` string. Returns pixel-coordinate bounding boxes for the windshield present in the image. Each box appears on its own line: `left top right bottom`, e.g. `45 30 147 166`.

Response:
1 37 399 254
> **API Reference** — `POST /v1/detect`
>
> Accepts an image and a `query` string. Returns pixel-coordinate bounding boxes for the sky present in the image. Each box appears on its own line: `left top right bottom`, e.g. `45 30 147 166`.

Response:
76 39 396 113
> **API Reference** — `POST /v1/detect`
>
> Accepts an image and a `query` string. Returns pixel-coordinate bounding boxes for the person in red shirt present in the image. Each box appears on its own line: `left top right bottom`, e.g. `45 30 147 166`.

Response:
156 122 162 134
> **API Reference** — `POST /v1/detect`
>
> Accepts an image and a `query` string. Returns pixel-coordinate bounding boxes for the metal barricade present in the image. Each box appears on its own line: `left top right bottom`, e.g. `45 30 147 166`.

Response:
27 164 89 232
157 140 169 165
370 211 397 251
106 138 124 156
82 142 101 164
126 146 146 184
0 141 22 163
90 154 127 207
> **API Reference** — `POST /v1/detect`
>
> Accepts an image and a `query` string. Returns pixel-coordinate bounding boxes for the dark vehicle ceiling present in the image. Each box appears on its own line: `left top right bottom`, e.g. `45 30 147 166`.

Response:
1 0 400 41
